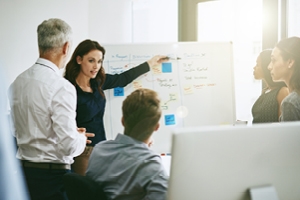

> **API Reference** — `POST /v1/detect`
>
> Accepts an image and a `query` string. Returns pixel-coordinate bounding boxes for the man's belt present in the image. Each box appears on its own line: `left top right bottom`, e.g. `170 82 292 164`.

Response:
21 160 71 170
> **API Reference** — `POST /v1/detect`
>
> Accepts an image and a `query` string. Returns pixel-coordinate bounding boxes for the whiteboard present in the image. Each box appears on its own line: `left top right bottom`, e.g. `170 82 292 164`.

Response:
103 42 235 153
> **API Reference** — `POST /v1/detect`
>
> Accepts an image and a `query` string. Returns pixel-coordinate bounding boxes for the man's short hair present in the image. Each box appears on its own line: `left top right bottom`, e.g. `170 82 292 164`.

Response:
37 18 72 54
122 88 161 141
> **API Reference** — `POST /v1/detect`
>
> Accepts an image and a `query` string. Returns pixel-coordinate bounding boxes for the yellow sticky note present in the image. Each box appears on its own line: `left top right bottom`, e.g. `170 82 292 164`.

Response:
152 64 162 74
183 85 193 94
132 80 143 89
169 93 178 101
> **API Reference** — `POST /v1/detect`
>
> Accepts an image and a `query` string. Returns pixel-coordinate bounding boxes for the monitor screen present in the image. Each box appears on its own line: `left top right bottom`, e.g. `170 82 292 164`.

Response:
167 122 300 200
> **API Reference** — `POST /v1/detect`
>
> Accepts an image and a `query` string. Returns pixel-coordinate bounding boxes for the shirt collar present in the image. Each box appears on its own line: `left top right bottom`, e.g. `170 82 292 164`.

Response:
36 58 61 75
115 133 148 147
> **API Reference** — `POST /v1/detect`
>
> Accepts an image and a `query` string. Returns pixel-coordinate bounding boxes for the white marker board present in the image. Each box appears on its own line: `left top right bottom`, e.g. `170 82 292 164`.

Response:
103 42 235 153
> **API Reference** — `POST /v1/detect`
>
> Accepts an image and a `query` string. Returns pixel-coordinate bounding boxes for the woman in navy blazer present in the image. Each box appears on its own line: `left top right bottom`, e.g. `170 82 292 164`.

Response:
64 39 166 175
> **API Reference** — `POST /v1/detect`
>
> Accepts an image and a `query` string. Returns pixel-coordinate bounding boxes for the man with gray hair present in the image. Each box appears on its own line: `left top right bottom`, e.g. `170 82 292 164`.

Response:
8 18 93 200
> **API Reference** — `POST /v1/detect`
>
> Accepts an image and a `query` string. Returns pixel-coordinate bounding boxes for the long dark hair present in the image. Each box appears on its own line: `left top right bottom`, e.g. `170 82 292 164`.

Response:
276 36 300 91
64 39 106 97
260 49 286 88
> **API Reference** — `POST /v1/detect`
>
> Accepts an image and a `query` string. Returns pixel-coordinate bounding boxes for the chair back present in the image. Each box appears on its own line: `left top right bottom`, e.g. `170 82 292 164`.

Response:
63 172 107 200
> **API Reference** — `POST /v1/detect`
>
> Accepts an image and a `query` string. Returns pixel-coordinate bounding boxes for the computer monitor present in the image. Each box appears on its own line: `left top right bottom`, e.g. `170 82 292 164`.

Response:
167 122 300 200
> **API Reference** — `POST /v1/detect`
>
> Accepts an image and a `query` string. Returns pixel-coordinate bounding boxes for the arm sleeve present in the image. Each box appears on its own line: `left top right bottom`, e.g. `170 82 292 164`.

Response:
7 85 17 137
51 82 86 157
102 62 150 90
142 161 169 200
280 101 300 121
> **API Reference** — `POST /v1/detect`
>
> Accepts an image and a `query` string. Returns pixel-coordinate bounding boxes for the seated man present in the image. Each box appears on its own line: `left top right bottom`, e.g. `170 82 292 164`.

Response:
86 88 168 200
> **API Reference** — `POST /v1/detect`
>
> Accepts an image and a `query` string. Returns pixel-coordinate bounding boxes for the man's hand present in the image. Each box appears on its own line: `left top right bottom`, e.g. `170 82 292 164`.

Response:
77 127 95 144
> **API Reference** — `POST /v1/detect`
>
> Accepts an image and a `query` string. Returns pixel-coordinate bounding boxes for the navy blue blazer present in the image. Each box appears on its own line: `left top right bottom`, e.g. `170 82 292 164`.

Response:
75 62 150 146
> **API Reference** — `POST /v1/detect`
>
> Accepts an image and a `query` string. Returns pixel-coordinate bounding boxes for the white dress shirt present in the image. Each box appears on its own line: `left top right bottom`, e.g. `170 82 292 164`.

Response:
8 58 86 164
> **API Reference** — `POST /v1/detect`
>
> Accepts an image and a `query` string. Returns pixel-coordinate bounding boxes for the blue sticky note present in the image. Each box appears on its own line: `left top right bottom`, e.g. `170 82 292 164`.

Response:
114 87 124 96
165 114 175 125
162 63 172 73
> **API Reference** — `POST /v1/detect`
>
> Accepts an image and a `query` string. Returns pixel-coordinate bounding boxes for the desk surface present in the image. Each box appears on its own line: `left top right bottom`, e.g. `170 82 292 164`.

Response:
161 155 171 176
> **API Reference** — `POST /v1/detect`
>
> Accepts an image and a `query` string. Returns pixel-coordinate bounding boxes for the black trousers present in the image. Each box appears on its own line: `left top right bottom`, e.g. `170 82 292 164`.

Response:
22 167 70 200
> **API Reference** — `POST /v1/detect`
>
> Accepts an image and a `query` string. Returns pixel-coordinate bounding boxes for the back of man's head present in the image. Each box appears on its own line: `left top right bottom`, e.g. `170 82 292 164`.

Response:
122 88 161 142
37 18 72 55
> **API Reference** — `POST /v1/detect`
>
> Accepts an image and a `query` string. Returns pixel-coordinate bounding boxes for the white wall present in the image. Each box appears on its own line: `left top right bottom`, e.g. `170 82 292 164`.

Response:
131 0 178 43
0 0 89 88
0 0 178 88
88 0 133 43
89 0 178 43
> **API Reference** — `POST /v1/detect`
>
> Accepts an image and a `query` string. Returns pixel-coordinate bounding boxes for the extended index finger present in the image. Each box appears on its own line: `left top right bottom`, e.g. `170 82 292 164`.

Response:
85 132 95 138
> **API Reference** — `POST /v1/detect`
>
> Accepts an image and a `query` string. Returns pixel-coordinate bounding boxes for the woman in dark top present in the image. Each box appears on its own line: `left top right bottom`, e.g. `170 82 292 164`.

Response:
252 49 289 123
64 39 167 175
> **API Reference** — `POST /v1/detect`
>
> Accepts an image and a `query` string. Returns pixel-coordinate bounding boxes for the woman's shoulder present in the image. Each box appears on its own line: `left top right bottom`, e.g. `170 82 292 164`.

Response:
283 91 300 103
275 86 288 96
274 86 289 106
277 86 289 96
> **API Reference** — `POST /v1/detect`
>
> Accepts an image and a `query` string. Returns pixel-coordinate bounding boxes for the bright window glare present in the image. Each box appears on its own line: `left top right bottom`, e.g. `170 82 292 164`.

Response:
132 0 178 42
198 1 234 42
287 0 300 37
198 0 263 122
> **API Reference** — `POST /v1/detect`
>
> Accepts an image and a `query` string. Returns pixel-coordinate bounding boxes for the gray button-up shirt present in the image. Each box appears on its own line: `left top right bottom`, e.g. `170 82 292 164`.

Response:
86 133 168 200
280 91 300 121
